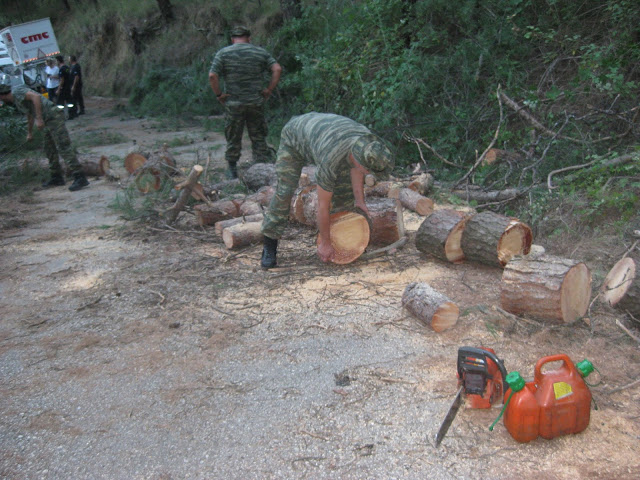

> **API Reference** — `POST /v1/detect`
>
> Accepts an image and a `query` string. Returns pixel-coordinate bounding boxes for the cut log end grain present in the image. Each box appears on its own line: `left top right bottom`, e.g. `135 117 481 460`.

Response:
561 262 592 322
222 222 263 249
401 282 459 332
415 209 469 263
320 211 370 264
601 257 636 307
124 153 148 174
498 221 533 265
135 169 162 193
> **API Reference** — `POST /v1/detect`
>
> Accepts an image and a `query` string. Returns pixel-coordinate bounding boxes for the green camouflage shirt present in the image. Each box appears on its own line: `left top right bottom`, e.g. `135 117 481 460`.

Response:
210 43 277 106
11 85 57 121
283 112 371 193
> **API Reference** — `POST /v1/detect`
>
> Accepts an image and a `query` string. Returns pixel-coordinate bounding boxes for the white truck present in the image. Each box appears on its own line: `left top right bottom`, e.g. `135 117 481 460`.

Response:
0 18 61 90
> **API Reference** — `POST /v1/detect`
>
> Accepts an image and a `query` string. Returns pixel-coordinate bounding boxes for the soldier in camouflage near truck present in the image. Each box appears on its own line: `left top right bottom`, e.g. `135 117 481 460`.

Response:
208 26 282 179
260 112 394 269
0 74 89 191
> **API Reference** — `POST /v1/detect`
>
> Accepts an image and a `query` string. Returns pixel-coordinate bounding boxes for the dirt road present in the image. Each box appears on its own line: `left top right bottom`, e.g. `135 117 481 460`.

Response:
1 99 639 479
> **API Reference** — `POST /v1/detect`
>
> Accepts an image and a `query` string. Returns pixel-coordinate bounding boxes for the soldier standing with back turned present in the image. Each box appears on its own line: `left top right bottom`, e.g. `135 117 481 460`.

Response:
208 26 282 178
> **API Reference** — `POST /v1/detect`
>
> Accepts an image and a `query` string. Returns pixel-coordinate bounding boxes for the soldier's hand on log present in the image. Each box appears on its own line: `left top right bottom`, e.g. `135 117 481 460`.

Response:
317 238 335 263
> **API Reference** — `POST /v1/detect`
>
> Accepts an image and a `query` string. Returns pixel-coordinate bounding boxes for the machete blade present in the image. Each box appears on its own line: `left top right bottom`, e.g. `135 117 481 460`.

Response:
434 385 464 447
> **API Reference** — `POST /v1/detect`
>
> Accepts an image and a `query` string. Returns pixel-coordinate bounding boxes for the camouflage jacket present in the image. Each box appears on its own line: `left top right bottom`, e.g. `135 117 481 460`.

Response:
11 85 57 121
210 43 277 106
282 112 371 193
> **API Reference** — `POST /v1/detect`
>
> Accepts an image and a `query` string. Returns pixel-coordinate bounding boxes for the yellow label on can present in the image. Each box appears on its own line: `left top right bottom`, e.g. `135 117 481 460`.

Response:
553 381 573 400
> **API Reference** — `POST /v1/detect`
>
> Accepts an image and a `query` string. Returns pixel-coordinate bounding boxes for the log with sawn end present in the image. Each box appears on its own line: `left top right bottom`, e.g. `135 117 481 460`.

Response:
402 282 459 332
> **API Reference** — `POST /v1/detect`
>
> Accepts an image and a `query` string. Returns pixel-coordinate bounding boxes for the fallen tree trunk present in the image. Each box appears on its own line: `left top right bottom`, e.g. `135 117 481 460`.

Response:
215 214 264 236
398 188 434 216
450 188 525 204
415 209 470 263
321 211 370 264
601 254 640 316
461 211 532 267
366 197 404 246
501 254 592 324
164 165 203 224
402 282 459 332
222 222 263 249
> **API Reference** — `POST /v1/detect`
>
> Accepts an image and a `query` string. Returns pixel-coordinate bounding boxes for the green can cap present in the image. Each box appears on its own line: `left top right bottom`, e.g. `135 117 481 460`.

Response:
576 359 594 378
506 371 525 392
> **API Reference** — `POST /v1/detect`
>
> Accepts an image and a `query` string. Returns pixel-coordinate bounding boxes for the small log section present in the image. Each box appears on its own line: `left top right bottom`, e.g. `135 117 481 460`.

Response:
461 211 532 267
222 222 263 249
366 197 404 246
398 188 434 216
290 185 318 226
601 254 640 316
501 254 592 324
482 148 524 166
320 211 370 264
408 173 434 196
194 199 240 226
365 181 405 199
164 165 203 224
79 155 110 177
415 209 470 263
215 213 264 236
402 282 459 332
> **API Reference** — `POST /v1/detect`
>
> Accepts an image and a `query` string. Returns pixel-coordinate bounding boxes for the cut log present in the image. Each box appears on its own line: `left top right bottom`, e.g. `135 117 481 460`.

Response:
124 152 149 174
135 169 162 193
364 174 376 187
242 163 277 190
501 254 592 324
164 165 203 224
79 155 110 177
239 200 262 216
461 211 532 267
482 148 524 166
601 255 640 316
415 209 471 263
246 185 275 207
365 181 405 199
366 197 404 246
290 185 317 226
222 222 264 249
319 211 370 264
401 282 459 332
194 199 240 226
215 214 264 236
398 188 434 216
408 173 434 196
450 187 524 204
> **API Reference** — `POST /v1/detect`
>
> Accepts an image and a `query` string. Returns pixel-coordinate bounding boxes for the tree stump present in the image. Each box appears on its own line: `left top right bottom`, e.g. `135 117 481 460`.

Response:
501 254 592 323
222 222 263 249
415 209 470 263
320 211 370 264
461 211 532 267
402 282 459 332
215 214 264 236
601 254 640 316
366 197 404 246
398 188 434 216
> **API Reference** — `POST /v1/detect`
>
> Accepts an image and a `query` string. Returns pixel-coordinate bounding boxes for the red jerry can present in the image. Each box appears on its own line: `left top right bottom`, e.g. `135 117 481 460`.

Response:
503 371 540 443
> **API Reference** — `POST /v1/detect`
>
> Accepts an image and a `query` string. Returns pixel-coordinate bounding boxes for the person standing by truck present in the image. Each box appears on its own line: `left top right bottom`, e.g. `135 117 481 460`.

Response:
69 55 84 117
0 74 89 191
208 26 282 179
55 55 72 118
44 58 59 103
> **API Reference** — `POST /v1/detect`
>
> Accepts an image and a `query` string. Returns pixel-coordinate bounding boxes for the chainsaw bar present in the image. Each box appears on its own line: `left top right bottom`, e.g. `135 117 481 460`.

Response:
434 385 464 447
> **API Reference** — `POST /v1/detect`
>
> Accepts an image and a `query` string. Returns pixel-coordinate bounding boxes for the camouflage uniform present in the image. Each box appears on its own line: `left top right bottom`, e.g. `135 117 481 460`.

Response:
261 112 393 240
210 43 278 165
11 85 82 178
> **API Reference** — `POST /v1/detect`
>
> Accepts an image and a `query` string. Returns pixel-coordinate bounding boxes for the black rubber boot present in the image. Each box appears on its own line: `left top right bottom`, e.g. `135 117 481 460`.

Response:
68 172 89 191
261 236 278 269
226 162 238 179
42 175 65 188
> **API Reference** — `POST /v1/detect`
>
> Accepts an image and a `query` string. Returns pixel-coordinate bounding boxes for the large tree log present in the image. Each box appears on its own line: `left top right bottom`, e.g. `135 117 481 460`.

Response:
501 254 592 324
415 209 470 263
242 163 277 190
215 214 264 235
124 150 149 174
246 185 275 207
366 197 404 246
320 211 370 264
222 222 263 249
194 199 240 226
78 155 110 177
239 200 263 216
164 165 203 224
398 188 434 216
601 254 640 316
402 282 459 332
461 211 532 267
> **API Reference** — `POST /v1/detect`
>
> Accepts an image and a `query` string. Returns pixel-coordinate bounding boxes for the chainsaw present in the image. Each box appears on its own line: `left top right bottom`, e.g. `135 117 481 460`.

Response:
434 346 508 447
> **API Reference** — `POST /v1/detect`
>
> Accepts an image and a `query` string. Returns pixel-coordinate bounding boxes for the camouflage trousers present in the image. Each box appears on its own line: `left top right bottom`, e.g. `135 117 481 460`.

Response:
44 110 82 177
224 103 274 165
261 145 355 240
